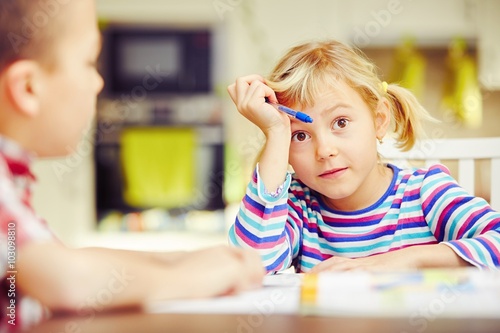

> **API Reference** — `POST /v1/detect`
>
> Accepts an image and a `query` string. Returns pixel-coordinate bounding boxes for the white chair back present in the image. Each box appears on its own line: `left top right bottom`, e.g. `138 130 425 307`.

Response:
378 137 500 211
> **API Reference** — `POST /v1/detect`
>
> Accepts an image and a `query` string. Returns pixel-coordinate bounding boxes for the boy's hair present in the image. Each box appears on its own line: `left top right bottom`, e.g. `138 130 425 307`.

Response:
0 0 63 72
266 40 434 151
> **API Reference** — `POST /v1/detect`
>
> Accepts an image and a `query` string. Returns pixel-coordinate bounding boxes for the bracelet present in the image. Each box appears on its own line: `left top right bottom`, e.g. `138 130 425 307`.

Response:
265 183 284 198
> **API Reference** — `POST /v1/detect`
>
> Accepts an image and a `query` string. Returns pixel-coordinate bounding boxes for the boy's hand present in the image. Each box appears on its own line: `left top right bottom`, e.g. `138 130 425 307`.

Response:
171 245 265 298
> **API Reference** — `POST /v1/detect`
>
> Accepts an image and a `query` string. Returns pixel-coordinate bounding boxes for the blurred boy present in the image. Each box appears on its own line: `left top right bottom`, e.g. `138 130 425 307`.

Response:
0 0 263 329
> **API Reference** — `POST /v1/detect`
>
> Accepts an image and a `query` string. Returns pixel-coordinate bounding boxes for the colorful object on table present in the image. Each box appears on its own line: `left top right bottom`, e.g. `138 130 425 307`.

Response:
300 268 500 317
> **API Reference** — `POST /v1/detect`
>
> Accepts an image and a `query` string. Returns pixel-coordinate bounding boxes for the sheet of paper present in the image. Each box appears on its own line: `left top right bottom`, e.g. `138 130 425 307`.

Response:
145 274 303 315
145 268 500 318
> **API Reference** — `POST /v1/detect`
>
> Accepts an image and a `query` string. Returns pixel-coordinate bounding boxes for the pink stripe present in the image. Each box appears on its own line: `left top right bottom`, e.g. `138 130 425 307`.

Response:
406 188 421 197
302 244 323 257
235 226 284 250
243 198 287 219
454 242 475 261
319 224 398 239
273 261 284 272
481 218 500 232
398 216 425 225
243 201 264 218
421 182 451 211
310 217 426 240
251 172 257 183
322 212 387 224
398 240 437 250
285 223 296 245
289 213 304 229
263 209 287 219
456 206 490 238
482 237 500 259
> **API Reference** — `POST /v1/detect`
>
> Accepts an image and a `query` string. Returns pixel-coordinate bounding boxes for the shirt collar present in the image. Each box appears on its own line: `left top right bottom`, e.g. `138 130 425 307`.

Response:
0 135 36 179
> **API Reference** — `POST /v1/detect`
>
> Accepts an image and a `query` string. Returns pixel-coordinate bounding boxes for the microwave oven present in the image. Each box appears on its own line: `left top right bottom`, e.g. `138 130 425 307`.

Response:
101 25 212 95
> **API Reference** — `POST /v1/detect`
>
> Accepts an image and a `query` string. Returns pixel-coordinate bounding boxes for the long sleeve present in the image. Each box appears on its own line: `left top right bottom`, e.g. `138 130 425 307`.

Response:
421 165 500 267
228 166 302 273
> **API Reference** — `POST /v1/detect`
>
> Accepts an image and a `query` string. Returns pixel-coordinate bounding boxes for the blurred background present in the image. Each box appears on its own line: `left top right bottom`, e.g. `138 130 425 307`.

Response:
32 0 500 251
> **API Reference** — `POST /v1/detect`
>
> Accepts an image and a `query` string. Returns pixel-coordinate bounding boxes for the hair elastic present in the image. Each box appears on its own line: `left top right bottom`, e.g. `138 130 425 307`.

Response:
381 81 388 93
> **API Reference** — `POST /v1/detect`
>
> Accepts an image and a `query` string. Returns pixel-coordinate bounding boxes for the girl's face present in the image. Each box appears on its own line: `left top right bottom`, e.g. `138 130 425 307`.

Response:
288 80 391 211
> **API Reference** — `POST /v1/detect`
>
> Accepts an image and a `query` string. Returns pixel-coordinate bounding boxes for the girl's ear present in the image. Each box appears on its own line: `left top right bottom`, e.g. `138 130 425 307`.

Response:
3 60 40 118
375 98 391 140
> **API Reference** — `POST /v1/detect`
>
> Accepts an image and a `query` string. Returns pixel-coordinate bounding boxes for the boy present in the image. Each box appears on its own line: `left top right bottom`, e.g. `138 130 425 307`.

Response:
0 0 263 329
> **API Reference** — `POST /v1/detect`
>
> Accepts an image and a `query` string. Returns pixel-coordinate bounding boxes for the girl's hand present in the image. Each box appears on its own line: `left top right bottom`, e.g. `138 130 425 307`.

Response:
311 253 415 273
309 245 470 273
310 250 417 273
227 74 290 136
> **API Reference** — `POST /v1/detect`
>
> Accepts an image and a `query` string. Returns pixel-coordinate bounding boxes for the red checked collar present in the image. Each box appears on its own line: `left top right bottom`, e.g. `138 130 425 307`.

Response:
0 135 36 180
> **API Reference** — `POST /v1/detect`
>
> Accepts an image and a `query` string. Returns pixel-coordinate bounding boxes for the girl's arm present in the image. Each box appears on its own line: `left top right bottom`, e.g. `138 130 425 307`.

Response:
229 166 303 273
227 74 292 193
420 165 500 268
227 75 303 273
310 243 469 272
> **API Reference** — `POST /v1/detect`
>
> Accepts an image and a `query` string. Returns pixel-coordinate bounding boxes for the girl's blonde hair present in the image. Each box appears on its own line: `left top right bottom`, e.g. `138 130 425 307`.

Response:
265 40 434 151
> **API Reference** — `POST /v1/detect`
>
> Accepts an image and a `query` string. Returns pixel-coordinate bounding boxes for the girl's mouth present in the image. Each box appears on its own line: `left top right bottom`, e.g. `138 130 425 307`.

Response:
319 167 348 178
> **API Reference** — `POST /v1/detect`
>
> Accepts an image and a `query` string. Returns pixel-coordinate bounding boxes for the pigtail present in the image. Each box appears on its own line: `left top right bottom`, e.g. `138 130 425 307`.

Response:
385 83 436 151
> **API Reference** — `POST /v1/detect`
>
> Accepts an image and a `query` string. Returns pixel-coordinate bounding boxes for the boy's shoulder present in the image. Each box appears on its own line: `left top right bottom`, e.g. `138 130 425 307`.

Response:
0 137 54 251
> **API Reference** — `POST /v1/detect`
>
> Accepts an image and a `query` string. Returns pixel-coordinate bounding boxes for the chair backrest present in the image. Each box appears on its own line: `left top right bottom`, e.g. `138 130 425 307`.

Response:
378 137 500 211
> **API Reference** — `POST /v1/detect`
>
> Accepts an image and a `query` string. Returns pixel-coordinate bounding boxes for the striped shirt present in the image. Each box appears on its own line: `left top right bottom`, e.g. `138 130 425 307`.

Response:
229 163 500 273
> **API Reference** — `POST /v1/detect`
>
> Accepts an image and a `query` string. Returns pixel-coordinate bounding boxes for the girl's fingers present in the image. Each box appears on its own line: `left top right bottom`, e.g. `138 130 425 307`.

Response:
233 75 264 102
228 75 277 109
310 257 353 273
227 83 237 102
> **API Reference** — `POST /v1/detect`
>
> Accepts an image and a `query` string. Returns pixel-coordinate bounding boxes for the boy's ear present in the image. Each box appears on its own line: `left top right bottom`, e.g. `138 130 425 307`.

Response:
375 98 391 139
3 60 41 118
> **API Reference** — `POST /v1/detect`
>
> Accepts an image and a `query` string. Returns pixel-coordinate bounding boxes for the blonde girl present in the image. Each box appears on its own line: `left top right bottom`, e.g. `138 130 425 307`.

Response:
227 40 500 273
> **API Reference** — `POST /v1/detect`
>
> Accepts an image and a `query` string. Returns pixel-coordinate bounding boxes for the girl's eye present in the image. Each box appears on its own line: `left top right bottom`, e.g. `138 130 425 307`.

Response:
291 132 310 142
333 118 350 130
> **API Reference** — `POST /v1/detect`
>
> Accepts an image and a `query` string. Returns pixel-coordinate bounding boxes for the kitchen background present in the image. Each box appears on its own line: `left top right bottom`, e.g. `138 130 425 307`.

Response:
32 0 500 251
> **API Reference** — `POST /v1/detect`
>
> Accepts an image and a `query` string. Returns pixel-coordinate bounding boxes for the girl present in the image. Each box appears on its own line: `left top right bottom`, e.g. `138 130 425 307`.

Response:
227 40 500 273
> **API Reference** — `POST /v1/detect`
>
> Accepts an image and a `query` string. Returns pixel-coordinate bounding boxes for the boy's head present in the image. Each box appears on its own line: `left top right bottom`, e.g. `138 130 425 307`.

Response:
0 1 56 71
0 0 103 157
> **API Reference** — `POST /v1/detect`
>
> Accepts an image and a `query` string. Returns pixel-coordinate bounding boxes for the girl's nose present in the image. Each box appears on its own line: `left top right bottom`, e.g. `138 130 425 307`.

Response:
315 137 339 161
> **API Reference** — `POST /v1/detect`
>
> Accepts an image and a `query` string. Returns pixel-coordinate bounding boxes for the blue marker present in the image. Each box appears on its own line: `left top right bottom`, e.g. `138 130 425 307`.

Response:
265 98 313 123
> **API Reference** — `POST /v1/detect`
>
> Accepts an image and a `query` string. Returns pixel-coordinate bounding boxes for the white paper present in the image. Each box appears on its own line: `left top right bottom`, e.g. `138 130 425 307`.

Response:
145 274 303 315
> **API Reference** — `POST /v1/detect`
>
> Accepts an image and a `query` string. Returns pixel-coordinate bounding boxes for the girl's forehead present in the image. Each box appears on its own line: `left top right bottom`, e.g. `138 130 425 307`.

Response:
291 82 354 110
